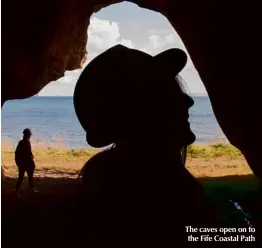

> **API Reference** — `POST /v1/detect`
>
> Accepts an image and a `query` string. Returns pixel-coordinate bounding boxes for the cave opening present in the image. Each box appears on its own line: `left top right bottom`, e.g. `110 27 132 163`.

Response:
1 2 226 153
2 1 234 185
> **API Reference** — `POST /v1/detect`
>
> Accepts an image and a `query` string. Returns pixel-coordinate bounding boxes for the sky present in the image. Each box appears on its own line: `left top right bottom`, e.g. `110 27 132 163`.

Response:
39 2 207 96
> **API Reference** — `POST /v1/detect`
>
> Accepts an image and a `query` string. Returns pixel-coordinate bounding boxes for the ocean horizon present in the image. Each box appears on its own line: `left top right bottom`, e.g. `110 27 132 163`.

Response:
1 96 228 149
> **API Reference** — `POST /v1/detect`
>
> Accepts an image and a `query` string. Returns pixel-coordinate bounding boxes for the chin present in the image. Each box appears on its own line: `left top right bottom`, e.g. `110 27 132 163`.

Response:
184 130 196 146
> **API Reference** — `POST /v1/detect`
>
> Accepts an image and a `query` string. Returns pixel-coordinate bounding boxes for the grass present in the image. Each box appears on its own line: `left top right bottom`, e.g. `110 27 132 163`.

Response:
187 143 243 160
2 141 244 160
2 147 99 161
1 142 253 178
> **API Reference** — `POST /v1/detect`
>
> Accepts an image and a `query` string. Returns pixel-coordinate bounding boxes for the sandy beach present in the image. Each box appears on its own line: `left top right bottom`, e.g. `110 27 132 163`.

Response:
1 142 253 179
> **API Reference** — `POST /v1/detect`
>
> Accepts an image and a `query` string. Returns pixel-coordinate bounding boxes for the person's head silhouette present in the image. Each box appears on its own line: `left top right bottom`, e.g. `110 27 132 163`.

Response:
23 128 32 140
74 44 195 151
73 45 221 240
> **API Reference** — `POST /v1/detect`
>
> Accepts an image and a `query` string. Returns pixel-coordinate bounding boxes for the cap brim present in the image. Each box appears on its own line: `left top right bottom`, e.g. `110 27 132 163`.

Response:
153 48 187 76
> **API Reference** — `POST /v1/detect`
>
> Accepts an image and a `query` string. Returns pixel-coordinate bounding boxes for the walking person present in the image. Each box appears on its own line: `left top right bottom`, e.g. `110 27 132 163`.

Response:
15 128 38 197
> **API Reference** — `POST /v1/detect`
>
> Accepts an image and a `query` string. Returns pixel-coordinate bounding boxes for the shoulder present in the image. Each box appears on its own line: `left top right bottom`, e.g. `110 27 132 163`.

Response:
16 140 23 147
15 140 23 153
82 149 115 176
19 139 27 144
87 149 115 167
81 149 116 192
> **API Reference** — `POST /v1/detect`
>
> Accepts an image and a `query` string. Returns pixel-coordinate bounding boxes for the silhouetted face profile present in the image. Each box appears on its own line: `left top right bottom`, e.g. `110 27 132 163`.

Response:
74 45 195 149
162 77 196 147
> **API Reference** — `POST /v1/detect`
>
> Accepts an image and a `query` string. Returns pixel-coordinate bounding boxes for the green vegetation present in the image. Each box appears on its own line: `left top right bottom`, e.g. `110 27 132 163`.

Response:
2 143 251 178
2 142 244 160
187 143 243 160
44 147 98 157
2 147 99 161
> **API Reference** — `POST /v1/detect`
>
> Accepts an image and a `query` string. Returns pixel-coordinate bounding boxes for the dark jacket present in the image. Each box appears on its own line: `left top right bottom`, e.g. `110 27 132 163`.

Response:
15 139 34 164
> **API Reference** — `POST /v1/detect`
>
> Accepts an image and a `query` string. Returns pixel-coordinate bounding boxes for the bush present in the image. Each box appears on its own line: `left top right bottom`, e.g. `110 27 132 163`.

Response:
187 143 243 160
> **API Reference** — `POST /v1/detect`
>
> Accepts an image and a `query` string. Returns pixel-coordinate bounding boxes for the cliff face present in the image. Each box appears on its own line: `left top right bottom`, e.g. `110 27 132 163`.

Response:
2 0 170 104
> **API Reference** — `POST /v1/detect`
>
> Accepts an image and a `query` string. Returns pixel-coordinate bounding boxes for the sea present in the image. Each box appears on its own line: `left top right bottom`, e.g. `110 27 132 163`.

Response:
1 96 228 149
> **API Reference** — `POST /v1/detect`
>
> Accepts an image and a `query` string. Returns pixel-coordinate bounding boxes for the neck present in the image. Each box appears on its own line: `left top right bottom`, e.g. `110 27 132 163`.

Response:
113 140 183 165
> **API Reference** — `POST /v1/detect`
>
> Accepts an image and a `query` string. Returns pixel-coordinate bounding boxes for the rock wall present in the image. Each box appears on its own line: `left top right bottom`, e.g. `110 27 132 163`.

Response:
1 0 168 104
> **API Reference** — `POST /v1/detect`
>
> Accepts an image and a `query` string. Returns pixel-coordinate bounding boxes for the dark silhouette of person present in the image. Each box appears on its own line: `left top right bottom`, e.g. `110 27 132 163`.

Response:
73 45 221 243
15 128 38 197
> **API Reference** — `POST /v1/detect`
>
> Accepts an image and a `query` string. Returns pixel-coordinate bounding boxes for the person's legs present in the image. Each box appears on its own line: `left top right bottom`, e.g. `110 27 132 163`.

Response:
27 160 37 192
16 166 25 195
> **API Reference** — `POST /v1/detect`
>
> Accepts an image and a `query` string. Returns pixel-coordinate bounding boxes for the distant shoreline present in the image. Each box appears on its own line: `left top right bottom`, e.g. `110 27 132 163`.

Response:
35 94 209 98
1 136 229 150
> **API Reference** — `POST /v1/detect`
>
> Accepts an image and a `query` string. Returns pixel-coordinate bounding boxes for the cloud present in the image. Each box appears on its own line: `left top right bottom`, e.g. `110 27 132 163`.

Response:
42 12 205 96
87 17 134 53
120 39 135 49
87 17 120 52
